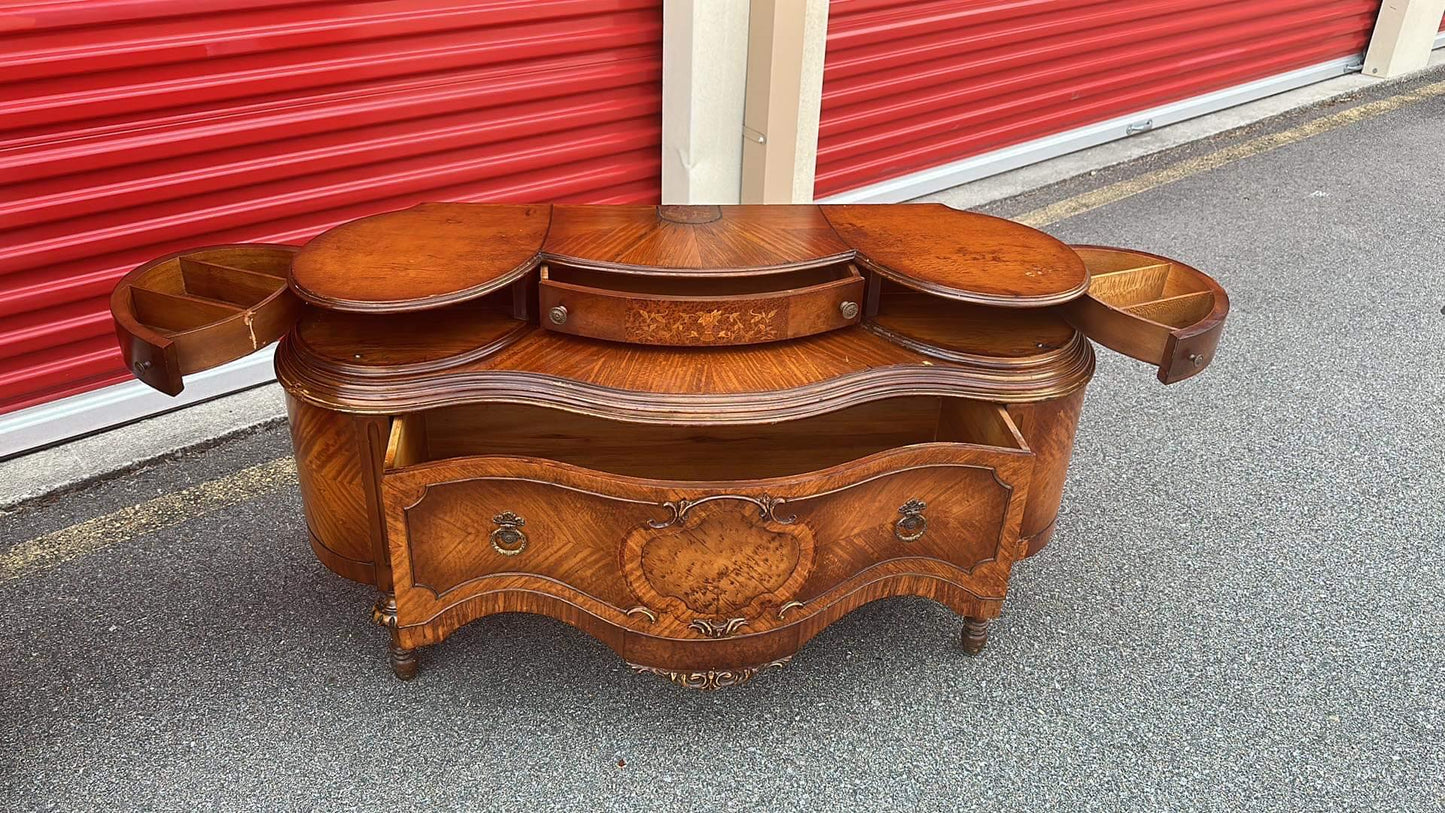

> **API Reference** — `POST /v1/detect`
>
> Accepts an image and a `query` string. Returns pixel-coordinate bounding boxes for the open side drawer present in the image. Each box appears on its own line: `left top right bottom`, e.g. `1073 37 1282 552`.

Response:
110 244 302 395
538 261 864 346
379 397 1034 641
1063 246 1228 384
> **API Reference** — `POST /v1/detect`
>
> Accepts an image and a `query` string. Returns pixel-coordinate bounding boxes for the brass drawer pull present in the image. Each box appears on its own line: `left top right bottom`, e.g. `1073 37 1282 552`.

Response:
894 499 927 542
490 512 528 556
548 305 568 325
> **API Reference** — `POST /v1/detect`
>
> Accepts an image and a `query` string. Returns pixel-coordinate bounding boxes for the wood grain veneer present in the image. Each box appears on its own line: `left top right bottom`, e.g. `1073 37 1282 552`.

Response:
538 260 864 346
277 322 1098 420
822 204 1090 307
543 204 852 273
290 202 550 312
285 203 1093 313
382 442 1033 667
107 203 1232 689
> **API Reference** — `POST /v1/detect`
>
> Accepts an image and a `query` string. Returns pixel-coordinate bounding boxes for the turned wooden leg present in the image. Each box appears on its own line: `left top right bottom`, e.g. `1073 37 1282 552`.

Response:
372 593 418 680
960 616 989 655
389 637 419 681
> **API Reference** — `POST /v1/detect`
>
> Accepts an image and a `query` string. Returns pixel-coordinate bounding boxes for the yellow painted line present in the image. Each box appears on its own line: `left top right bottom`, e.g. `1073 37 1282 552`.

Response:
1017 79 1445 228
0 456 297 584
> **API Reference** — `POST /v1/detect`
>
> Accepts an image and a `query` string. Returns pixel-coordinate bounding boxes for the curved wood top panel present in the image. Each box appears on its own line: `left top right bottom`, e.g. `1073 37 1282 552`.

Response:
287 202 1089 312
542 204 852 274
821 204 1089 307
291 203 550 312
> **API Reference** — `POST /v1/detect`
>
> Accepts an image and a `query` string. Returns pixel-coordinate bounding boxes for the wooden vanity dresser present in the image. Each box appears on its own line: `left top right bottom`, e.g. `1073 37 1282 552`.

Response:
108 203 1228 689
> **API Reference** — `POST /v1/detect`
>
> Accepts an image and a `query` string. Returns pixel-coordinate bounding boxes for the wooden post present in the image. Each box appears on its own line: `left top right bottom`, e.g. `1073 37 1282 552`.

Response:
740 0 829 203
660 0 750 204
1363 0 1445 79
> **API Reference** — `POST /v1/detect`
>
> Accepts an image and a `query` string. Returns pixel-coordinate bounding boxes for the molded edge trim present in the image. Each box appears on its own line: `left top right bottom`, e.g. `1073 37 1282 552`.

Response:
277 346 1096 420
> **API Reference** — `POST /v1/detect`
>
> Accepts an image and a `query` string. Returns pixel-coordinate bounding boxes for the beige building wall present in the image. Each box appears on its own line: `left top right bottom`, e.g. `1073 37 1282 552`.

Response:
660 0 751 204
661 0 829 205
1363 0 1445 78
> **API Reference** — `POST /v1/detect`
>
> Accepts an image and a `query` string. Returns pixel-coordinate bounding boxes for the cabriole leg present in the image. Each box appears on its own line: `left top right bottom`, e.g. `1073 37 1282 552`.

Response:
961 616 990 655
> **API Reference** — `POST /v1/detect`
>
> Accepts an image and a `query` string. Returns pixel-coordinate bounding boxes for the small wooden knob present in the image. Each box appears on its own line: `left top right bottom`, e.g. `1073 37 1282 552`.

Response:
548 305 568 325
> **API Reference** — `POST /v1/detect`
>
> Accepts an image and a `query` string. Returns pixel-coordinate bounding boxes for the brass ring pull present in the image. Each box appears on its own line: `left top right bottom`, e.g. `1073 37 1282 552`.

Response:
490 512 528 556
894 499 927 542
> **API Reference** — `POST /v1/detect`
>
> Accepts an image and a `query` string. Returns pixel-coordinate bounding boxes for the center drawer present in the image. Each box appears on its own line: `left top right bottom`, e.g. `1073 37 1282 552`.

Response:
538 261 864 346
380 397 1035 642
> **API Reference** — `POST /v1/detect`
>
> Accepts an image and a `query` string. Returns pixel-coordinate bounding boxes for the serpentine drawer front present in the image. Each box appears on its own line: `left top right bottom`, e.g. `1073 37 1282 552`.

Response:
379 404 1034 664
104 202 1232 688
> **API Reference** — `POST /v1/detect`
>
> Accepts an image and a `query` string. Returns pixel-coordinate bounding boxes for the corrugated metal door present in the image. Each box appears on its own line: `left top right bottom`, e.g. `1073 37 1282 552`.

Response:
817 0 1381 198
0 0 663 414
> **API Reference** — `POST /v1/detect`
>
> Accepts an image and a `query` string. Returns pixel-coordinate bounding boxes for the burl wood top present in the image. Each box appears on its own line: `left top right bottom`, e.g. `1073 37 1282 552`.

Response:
290 203 1088 312
292 203 550 311
822 205 1086 306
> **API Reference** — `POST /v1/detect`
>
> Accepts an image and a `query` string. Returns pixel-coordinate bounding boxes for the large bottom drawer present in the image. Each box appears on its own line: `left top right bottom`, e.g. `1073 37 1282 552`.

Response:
380 398 1035 652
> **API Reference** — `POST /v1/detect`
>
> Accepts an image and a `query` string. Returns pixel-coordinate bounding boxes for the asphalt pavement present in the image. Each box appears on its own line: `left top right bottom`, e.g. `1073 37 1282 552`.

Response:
3 71 1443 811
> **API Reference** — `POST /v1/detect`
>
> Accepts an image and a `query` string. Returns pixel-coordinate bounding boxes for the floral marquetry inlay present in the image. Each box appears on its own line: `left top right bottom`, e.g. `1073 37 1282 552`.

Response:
627 307 781 345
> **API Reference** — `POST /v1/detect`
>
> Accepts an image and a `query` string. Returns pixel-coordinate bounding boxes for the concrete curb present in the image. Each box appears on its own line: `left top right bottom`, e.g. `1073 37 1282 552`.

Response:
0 384 287 513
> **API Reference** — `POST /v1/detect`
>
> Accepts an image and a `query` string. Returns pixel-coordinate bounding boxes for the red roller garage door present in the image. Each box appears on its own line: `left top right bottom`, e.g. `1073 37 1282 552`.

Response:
817 0 1381 198
0 0 663 415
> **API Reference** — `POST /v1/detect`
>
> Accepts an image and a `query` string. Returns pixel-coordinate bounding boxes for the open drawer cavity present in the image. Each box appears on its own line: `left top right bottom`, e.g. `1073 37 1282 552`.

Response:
383 395 1027 480
379 396 1034 636
865 277 1079 362
111 244 301 395
1065 246 1229 384
538 261 864 346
